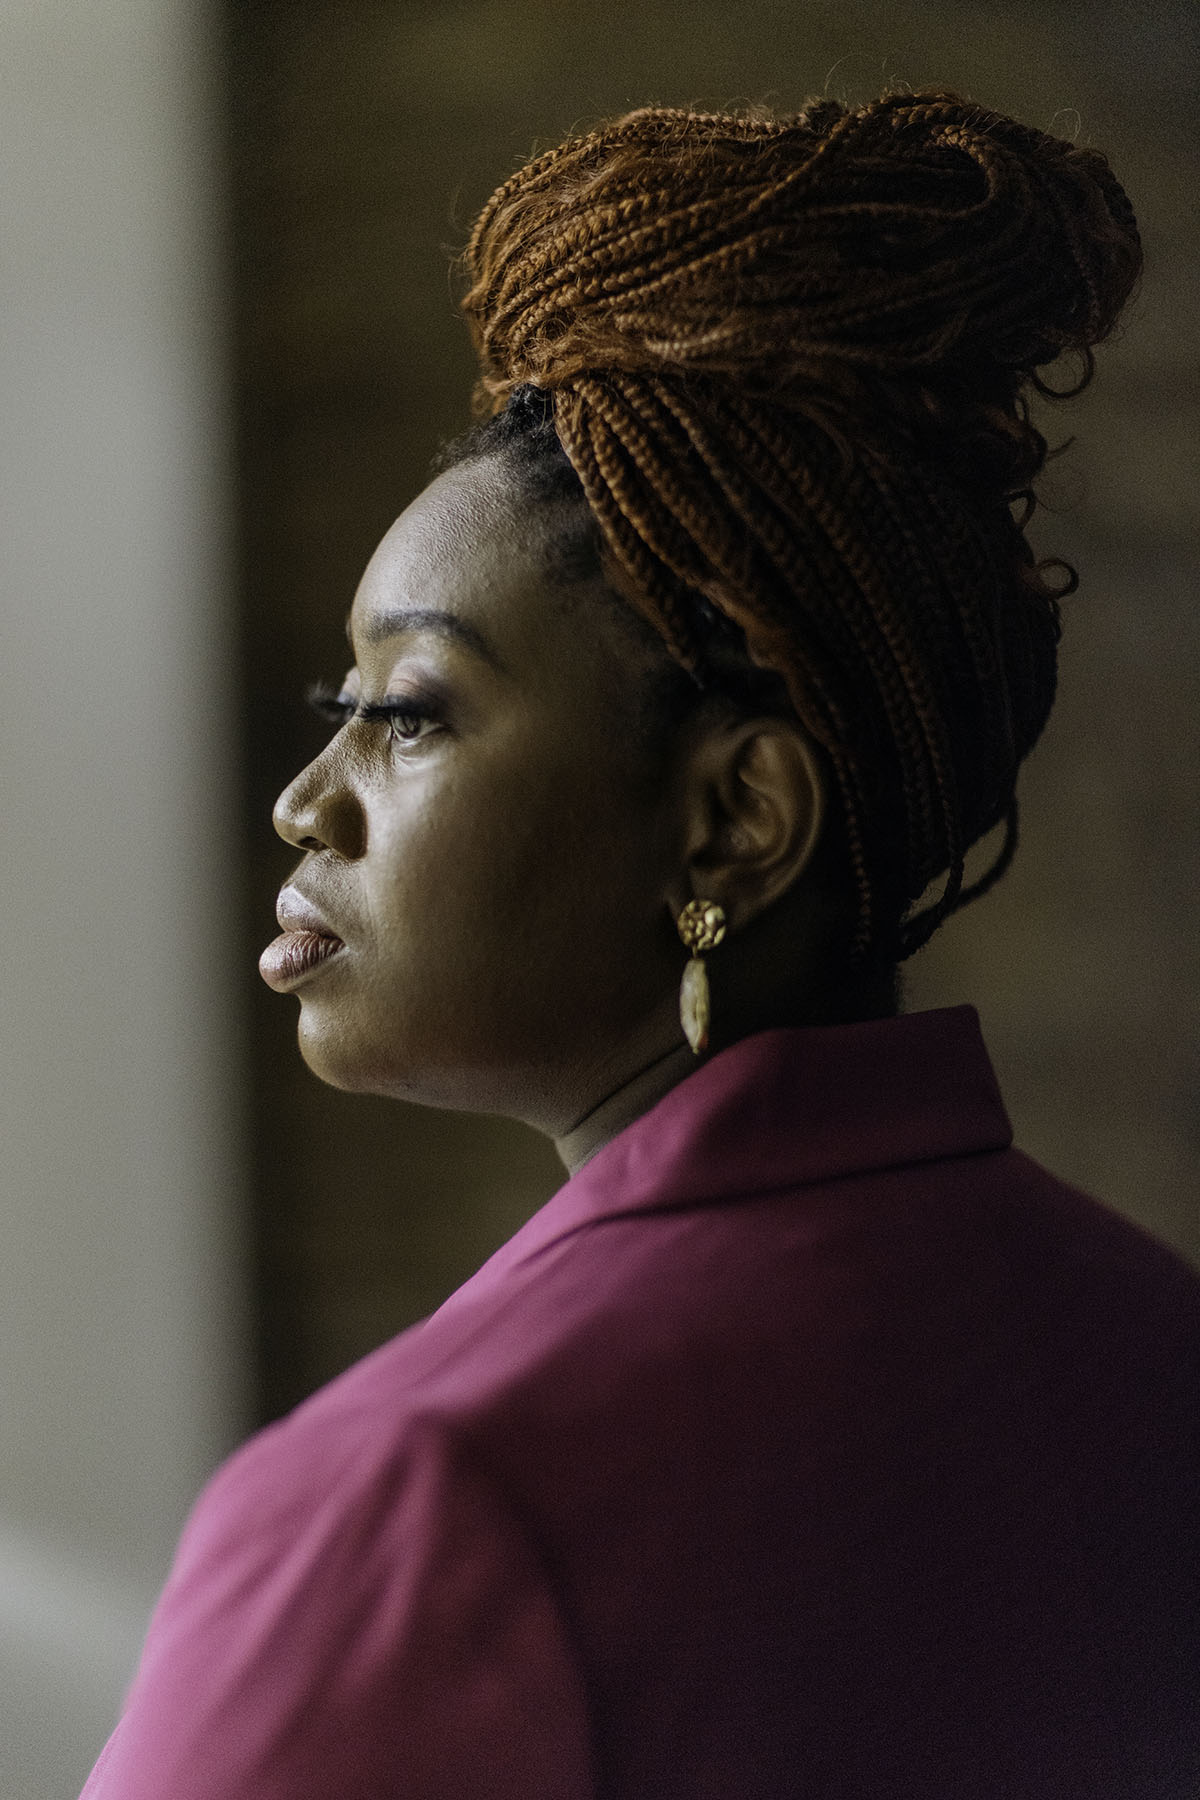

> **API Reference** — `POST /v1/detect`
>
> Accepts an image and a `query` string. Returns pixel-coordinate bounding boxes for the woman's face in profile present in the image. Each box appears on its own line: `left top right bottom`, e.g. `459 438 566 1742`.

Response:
265 456 689 1129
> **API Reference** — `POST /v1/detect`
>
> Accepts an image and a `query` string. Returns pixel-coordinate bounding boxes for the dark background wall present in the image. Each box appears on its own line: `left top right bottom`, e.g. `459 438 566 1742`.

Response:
227 0 1200 1420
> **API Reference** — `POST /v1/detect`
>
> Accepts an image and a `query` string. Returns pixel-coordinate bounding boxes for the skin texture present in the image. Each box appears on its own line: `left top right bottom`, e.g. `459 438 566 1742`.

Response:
269 454 845 1168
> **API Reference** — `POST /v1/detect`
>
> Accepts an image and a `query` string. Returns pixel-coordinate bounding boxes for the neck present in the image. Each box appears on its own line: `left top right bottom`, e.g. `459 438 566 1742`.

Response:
549 943 900 1177
554 1038 701 1176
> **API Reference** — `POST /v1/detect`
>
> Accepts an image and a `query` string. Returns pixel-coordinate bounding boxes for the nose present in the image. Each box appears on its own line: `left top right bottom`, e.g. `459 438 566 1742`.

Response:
272 747 366 859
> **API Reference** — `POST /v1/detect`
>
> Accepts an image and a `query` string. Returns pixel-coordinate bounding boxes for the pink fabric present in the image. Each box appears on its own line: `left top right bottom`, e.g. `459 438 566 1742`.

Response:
82 1007 1200 1797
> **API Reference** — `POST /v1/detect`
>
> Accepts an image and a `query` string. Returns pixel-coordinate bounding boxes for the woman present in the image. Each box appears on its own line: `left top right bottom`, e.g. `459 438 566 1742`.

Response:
83 89 1199 1799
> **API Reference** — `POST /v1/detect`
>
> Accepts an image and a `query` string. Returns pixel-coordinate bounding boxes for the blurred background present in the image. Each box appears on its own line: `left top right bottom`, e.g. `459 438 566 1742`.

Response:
2 1 1197 1792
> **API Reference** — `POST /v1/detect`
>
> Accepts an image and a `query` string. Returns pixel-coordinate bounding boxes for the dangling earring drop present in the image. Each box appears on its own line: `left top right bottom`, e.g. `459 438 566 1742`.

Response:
676 899 727 1055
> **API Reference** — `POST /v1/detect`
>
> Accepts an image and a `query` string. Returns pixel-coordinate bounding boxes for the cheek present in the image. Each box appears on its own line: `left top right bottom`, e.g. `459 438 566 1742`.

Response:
478 754 677 1011
301 730 682 1098
421 755 665 997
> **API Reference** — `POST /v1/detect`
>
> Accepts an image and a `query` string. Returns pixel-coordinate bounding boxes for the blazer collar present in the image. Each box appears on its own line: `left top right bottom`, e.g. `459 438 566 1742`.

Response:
495 1006 1012 1274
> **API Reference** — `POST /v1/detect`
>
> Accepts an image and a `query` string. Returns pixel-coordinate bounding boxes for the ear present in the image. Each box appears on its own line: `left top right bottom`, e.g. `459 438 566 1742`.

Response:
673 715 827 930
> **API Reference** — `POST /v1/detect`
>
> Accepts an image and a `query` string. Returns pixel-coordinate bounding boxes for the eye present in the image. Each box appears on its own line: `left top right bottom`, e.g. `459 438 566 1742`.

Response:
306 682 357 728
368 698 440 743
304 682 441 745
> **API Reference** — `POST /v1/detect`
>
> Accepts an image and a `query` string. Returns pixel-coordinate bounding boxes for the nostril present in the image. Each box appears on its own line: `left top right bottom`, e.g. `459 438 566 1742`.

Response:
272 769 364 858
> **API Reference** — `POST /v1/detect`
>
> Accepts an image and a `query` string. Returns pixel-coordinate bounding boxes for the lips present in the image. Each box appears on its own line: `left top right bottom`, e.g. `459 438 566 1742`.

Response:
259 886 347 993
274 887 341 938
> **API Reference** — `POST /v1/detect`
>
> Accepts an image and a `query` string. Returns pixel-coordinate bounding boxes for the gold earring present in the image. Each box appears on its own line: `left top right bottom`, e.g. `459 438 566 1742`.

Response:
676 899 727 1055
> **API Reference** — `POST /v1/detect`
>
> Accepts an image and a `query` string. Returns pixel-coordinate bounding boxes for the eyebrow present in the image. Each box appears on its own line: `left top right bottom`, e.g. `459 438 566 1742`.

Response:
344 606 507 674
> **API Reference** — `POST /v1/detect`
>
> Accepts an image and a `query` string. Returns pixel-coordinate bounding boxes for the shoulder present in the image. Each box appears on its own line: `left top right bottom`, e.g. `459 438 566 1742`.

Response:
87 1406 594 1799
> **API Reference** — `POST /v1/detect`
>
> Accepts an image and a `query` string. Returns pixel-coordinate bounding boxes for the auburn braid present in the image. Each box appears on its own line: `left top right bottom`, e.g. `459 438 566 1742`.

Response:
457 87 1141 963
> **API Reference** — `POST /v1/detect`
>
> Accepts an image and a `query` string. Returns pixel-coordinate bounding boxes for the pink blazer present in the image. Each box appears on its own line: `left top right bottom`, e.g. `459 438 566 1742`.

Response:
82 1007 1200 1798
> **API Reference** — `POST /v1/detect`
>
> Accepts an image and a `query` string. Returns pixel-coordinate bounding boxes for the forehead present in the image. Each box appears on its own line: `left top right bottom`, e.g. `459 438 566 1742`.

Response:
346 455 680 722
349 458 562 655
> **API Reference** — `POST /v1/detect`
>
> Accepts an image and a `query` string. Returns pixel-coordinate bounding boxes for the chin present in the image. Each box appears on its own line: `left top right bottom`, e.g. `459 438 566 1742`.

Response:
294 1011 380 1094
293 1007 445 1107
296 1009 540 1121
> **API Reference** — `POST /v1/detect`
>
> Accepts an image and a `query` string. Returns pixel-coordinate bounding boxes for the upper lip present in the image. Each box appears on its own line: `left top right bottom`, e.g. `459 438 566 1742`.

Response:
275 886 345 940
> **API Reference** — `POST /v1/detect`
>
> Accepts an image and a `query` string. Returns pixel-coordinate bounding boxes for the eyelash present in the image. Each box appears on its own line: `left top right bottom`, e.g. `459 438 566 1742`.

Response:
305 681 440 743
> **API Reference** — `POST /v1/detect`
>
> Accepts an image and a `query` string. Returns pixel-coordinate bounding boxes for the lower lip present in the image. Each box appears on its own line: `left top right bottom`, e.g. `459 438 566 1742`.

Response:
259 930 346 992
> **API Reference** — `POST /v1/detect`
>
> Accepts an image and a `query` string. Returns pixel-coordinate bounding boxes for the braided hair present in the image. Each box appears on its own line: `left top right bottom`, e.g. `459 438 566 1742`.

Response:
449 88 1141 968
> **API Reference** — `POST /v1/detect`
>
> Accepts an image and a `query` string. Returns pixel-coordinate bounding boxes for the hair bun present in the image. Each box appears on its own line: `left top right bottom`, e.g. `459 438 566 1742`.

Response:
837 91 1143 385
462 87 1141 408
458 92 1141 963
